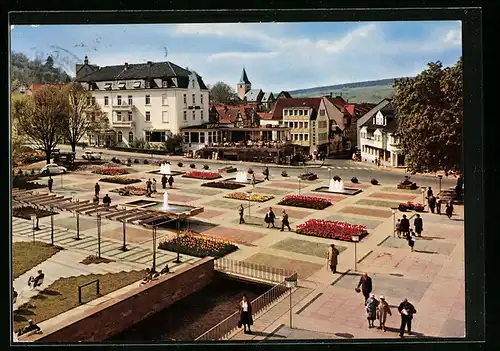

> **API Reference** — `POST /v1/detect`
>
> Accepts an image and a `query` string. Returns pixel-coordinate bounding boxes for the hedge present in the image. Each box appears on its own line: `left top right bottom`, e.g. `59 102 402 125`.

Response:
108 146 170 155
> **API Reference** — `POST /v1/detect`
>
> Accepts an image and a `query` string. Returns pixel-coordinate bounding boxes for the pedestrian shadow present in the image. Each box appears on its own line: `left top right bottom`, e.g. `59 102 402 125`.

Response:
334 332 354 339
39 289 61 296
451 218 464 222
418 236 445 240
253 331 285 338
383 326 426 337
414 250 438 254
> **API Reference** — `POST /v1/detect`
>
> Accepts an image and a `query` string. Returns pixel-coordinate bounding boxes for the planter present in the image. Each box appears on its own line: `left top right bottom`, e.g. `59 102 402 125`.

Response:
351 177 359 183
248 169 254 174
92 167 130 176
224 192 274 202
158 231 238 258
281 171 288 177
201 181 246 190
203 165 210 170
100 177 141 185
190 164 196 169
143 159 149 164
110 185 146 196
178 162 183 167
398 204 408 211
370 179 379 185
300 174 318 181
333 175 341 182
296 219 368 242
278 195 332 210
134 159 140 164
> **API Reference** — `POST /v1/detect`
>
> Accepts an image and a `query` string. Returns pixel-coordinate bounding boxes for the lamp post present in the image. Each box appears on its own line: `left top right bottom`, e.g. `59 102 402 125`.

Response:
438 175 443 194
247 191 252 217
50 206 54 245
174 217 181 264
391 209 396 236
121 219 128 251
96 212 102 258
285 276 298 329
297 176 301 195
352 234 360 272
152 224 157 272
71 192 76 217
421 188 426 204
60 172 63 189
30 215 36 243
328 167 331 181
75 199 81 240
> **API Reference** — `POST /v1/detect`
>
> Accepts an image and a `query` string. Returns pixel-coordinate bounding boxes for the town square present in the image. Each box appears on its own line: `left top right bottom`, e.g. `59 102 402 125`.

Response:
10 20 465 342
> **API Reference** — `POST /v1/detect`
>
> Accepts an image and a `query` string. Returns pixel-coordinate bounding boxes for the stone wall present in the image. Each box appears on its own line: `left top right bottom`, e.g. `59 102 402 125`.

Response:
24 257 214 342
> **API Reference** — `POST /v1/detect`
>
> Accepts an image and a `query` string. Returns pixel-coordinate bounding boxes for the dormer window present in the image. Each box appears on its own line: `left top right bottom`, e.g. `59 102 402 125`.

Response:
145 81 151 89
118 82 126 90
133 81 141 89
162 80 168 88
104 83 112 90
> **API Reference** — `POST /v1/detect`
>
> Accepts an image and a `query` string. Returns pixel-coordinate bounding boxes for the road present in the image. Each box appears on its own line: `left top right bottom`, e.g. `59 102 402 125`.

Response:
57 144 458 190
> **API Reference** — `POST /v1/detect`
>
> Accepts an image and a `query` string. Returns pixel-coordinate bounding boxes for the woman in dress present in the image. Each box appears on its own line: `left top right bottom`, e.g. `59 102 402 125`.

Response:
239 295 253 334
366 293 379 328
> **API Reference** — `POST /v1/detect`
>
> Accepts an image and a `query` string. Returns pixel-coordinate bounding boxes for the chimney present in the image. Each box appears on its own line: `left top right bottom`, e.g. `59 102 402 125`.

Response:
84 56 88 65
124 62 128 70
147 61 152 67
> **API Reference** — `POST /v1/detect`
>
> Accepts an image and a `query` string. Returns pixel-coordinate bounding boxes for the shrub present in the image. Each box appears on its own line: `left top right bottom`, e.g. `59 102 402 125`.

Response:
134 159 140 164
110 185 146 196
178 162 183 167
278 195 332 210
398 203 408 211
92 167 130 176
203 165 209 170
371 178 379 185
127 158 132 164
351 177 359 183
143 159 149 164
190 164 196 168
158 230 238 258
333 175 341 181
100 177 141 185
296 219 368 242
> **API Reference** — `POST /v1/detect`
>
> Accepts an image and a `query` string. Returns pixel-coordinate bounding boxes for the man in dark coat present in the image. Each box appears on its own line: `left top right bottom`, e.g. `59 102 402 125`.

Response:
48 176 53 192
398 298 417 337
161 174 167 189
168 175 174 188
239 204 245 224
263 167 270 181
265 207 276 228
280 209 291 231
427 187 433 198
94 182 100 197
413 214 423 237
356 272 373 304
102 194 111 208
400 215 410 239
428 195 437 214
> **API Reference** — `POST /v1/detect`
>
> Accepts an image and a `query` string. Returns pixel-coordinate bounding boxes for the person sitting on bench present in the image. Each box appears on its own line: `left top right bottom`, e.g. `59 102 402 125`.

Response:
17 319 41 336
160 264 170 275
140 268 154 285
28 270 44 288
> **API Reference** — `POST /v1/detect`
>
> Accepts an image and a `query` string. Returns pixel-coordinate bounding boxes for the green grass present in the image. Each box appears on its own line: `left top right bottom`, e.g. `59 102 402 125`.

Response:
12 241 63 280
13 270 146 331
292 84 395 103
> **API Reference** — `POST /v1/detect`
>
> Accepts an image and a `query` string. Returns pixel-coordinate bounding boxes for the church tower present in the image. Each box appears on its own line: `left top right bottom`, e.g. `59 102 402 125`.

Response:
237 67 251 100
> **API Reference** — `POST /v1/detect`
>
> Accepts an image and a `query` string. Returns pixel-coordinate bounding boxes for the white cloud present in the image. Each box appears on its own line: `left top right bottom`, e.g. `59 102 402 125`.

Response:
31 25 40 28
443 28 461 46
208 51 278 61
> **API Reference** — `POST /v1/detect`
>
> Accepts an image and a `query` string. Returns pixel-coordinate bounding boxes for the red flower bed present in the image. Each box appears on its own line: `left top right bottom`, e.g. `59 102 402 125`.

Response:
296 219 368 242
399 201 425 212
278 195 332 210
182 170 221 180
92 167 130 176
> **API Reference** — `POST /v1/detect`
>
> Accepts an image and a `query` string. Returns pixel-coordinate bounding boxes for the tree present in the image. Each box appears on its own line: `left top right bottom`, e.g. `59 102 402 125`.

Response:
45 56 54 69
64 83 108 152
392 57 463 173
209 81 235 104
12 85 70 164
163 132 184 153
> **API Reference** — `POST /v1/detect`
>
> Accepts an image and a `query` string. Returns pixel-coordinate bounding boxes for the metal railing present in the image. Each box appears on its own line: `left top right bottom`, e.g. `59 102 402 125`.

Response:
78 279 100 304
195 274 295 341
214 258 296 284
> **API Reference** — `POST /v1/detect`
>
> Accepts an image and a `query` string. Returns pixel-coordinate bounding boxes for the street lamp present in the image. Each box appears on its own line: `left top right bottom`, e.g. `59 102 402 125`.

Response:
152 224 157 272
328 167 331 181
30 215 36 243
96 212 102 258
438 175 443 194
352 234 360 272
121 219 128 251
391 209 396 236
75 199 81 240
246 191 252 217
285 276 298 329
297 176 301 195
421 188 426 204
50 206 54 245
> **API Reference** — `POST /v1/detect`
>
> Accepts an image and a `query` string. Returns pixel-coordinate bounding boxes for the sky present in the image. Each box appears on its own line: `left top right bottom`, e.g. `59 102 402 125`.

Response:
10 21 462 92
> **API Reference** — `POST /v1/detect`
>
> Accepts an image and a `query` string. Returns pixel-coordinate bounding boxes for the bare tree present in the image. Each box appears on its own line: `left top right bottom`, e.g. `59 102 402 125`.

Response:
65 83 108 152
12 85 69 164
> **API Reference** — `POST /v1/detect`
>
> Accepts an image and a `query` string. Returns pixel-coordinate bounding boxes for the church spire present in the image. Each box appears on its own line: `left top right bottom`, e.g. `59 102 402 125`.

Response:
239 67 251 84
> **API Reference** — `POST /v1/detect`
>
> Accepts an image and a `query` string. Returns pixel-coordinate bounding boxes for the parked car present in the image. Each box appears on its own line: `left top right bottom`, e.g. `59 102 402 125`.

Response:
82 151 102 160
40 163 67 175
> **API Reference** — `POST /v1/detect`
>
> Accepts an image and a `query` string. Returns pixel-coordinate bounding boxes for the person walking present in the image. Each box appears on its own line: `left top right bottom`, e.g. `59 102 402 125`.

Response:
146 179 152 193
161 174 167 189
280 210 291 231
427 186 433 199
398 298 417 337
265 207 276 228
263 167 270 181
94 182 100 197
251 173 256 187
377 296 392 331
436 198 442 215
327 244 340 273
239 204 245 224
395 219 402 238
400 215 410 239
168 175 174 188
102 194 111 208
428 195 436 214
408 229 416 252
413 214 423 237
446 200 454 219
365 293 379 328
152 179 157 193
239 295 253 334
48 176 53 192
356 272 373 305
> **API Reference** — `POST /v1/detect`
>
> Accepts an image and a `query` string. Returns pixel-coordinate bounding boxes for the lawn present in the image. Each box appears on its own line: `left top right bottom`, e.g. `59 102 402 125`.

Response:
13 270 146 331
12 241 63 280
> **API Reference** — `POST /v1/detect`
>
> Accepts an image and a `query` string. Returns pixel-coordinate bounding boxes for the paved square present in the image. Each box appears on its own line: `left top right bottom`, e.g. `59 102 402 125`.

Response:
269 182 300 189
254 187 291 196
355 199 401 209
302 193 348 203
103 226 155 244
256 206 313 219
369 192 417 201
54 217 100 231
181 187 222 196
340 206 392 218
323 214 383 229
271 238 347 258
333 272 431 302
201 226 266 244
203 199 253 210
159 193 198 203
243 253 323 279
440 318 465 337
380 186 420 194
379 236 456 256
417 213 465 226
192 209 225 219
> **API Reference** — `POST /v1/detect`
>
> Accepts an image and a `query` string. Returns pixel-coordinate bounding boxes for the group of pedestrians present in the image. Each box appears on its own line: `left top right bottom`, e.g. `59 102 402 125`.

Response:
161 174 175 189
238 206 291 231
426 187 454 219
395 214 422 252
356 273 417 337
93 182 111 208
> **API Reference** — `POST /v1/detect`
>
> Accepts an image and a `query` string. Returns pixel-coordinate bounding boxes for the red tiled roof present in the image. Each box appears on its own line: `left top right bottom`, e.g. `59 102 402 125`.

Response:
325 96 347 107
257 112 273 120
344 104 355 116
213 104 256 124
270 98 322 120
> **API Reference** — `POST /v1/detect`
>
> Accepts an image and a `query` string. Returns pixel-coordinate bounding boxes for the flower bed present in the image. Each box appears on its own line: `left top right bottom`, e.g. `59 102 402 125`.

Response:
224 192 274 202
201 181 246 190
278 195 332 210
281 170 288 177
183 171 221 180
158 230 238 258
400 201 425 212
110 185 146 196
296 219 368 242
92 167 130 176
99 177 141 185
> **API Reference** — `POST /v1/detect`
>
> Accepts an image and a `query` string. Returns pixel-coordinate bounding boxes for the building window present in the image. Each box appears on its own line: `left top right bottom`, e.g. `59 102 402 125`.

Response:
104 96 109 105
118 82 126 89
162 94 167 105
192 94 196 105
117 96 122 105
200 132 205 144
299 110 303 116
128 111 132 121
91 97 96 105
192 110 196 120
86 96 91 105
294 110 298 116
294 122 298 128
184 132 189 143
183 111 187 121
128 95 133 105
117 132 123 143
201 111 204 120
294 134 298 141
304 122 308 129
145 95 150 105
104 112 108 120
299 134 303 141
145 131 151 142
304 134 309 141
116 111 122 121
284 110 288 116
146 111 150 121
201 94 204 105
304 110 309 116
208 131 212 143
133 81 141 89
320 109 325 116
161 132 166 142
162 80 168 88
129 132 133 143
183 94 187 104
299 122 303 129
162 111 169 123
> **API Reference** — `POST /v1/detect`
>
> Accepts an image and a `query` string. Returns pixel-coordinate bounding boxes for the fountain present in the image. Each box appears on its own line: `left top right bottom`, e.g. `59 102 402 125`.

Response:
162 190 169 210
235 171 248 183
328 179 345 192
160 163 172 175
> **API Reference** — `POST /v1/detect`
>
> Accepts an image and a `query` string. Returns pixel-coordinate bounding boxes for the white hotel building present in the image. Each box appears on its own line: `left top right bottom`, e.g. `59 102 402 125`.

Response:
74 56 209 146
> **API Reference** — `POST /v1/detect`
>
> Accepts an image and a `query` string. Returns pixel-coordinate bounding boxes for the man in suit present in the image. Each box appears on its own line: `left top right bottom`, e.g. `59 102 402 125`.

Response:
356 272 373 304
398 298 417 337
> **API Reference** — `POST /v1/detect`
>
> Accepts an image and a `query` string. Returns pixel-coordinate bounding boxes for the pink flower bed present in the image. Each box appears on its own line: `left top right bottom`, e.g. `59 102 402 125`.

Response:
92 167 130 176
182 170 221 180
296 219 368 242
278 195 332 210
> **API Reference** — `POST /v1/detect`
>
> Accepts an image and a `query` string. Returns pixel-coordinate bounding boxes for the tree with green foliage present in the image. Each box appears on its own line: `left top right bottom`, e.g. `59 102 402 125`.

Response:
209 81 235 105
392 57 463 173
163 132 184 153
12 86 70 164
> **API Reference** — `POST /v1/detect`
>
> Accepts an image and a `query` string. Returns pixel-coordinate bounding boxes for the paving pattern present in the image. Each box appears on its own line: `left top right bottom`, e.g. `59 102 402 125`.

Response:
355 199 402 208
340 206 392 218
270 238 347 258
369 192 417 201
243 253 323 280
323 214 384 229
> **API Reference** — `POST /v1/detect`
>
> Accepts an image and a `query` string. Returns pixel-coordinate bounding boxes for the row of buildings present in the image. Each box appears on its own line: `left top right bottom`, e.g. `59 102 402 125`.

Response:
17 56 406 166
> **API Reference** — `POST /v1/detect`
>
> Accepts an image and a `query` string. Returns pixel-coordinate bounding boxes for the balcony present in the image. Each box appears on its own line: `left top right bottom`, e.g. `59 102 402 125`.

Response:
111 119 135 127
112 103 134 111
291 140 310 147
361 137 383 149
